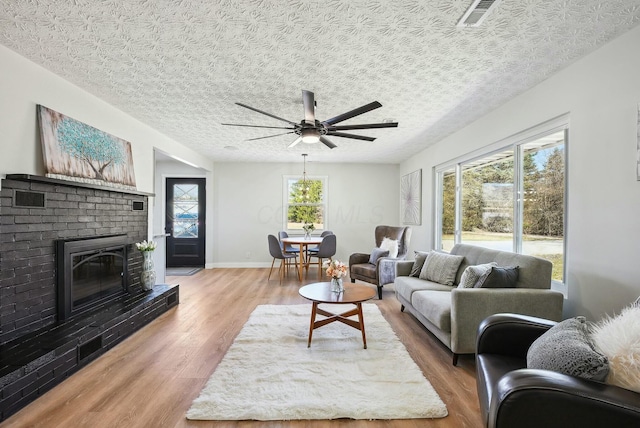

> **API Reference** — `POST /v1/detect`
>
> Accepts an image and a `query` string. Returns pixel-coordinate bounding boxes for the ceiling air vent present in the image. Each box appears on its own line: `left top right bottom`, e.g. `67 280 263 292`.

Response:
456 0 501 27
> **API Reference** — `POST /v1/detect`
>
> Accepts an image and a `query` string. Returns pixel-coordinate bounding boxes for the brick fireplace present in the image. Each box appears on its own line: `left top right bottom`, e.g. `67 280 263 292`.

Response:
0 174 179 421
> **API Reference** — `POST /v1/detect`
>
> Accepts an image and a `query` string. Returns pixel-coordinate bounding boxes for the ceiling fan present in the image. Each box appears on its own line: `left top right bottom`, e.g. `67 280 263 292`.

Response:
222 90 398 149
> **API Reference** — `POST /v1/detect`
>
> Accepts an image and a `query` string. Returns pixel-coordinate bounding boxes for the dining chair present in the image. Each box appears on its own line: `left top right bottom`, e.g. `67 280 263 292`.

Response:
278 230 299 269
306 230 333 260
268 234 298 284
306 234 337 278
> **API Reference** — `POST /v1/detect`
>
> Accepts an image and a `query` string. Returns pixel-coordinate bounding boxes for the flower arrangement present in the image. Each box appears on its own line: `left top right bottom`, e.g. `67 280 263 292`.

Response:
302 223 315 234
135 240 157 252
324 259 347 279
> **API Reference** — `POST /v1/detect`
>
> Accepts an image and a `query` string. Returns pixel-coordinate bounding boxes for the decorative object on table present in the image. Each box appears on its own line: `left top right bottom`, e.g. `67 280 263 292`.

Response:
302 222 315 239
324 259 347 293
221 90 399 149
186 304 447 421
37 105 137 190
135 240 157 291
401 169 422 225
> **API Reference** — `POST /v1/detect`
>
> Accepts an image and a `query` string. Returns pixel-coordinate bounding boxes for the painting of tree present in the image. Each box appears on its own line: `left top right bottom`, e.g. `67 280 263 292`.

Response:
57 117 126 181
38 105 137 189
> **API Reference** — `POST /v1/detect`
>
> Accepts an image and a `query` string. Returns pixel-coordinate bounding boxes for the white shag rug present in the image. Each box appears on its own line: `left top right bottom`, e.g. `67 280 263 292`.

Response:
186 303 448 421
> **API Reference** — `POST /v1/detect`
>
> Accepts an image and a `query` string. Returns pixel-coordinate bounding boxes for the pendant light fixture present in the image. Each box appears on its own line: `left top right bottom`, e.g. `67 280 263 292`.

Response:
301 153 310 201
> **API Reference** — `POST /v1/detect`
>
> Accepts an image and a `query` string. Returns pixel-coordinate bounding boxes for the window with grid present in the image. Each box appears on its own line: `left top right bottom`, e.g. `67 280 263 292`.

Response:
283 175 328 232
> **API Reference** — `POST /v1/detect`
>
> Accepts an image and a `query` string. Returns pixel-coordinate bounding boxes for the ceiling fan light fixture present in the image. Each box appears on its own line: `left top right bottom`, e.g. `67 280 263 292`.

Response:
301 128 320 144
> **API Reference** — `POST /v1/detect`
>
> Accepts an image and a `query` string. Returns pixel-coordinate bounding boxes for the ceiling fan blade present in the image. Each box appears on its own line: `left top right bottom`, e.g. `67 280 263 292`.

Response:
302 90 315 123
235 102 298 126
245 132 294 141
221 123 295 130
288 136 303 148
329 122 398 131
327 131 376 141
322 101 382 126
319 136 337 149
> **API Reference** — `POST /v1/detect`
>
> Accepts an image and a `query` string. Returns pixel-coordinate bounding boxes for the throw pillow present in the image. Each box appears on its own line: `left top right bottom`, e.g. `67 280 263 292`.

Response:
476 266 519 288
527 316 609 381
419 251 464 286
590 303 640 393
380 237 399 258
410 251 430 277
457 262 497 288
368 247 389 264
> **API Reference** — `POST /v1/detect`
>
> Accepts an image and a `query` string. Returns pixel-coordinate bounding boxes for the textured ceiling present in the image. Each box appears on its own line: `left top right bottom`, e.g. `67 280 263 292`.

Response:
1 0 640 164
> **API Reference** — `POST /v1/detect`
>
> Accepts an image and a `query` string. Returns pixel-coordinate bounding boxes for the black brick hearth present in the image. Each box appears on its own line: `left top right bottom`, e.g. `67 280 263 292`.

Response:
0 284 179 421
0 175 179 421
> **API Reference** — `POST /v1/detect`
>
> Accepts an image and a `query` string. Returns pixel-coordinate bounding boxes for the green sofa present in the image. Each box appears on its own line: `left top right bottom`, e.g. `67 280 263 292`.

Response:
394 244 564 364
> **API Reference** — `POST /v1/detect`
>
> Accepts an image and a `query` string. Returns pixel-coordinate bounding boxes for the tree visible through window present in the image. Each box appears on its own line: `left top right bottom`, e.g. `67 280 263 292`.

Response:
437 129 566 282
285 176 326 231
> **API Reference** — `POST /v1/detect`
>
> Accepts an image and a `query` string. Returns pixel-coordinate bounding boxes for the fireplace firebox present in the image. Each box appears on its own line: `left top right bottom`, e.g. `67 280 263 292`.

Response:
56 234 130 321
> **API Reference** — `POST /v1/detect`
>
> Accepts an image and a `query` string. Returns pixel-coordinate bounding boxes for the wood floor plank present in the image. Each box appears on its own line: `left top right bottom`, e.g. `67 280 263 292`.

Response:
1 268 483 428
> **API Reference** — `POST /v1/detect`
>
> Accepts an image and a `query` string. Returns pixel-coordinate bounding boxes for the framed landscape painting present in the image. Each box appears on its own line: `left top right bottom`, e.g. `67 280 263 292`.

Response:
37 105 137 189
401 169 422 225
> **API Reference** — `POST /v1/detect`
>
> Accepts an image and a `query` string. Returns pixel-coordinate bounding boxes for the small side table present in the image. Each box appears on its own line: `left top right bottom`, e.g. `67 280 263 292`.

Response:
298 281 377 348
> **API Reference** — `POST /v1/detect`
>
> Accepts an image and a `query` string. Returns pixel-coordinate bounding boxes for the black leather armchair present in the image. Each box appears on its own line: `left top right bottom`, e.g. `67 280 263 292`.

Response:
349 225 411 299
476 313 640 428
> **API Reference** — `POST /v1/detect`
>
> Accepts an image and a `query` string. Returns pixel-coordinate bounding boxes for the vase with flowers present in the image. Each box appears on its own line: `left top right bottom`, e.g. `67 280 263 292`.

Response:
324 259 347 293
135 240 157 291
302 222 315 239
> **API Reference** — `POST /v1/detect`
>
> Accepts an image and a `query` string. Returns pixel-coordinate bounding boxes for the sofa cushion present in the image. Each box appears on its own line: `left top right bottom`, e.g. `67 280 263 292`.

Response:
410 251 430 277
411 290 452 332
380 237 399 258
527 316 609 381
591 302 640 393
458 262 497 288
368 247 389 264
419 251 464 286
395 276 453 302
476 266 519 288
350 263 377 280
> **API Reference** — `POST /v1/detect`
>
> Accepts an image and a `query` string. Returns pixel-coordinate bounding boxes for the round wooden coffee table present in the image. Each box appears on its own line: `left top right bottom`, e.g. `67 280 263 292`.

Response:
298 281 377 349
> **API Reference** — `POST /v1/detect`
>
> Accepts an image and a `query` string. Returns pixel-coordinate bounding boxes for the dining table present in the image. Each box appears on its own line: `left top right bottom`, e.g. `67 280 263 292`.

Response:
281 236 324 281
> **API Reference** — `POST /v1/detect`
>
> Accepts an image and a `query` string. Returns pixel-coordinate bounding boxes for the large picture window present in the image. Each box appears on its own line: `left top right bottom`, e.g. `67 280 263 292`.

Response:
436 121 567 283
283 175 327 232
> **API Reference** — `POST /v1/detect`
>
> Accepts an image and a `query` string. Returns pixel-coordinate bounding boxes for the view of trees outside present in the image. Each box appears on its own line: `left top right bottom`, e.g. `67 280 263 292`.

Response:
439 136 565 281
441 168 456 251
287 178 324 230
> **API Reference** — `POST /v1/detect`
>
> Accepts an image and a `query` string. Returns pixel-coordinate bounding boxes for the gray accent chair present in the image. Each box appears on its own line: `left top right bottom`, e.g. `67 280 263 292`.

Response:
349 225 411 299
394 244 563 364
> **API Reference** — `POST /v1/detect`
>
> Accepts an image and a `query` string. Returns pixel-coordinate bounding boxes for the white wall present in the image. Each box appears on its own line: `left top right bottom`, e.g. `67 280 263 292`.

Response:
0 43 214 268
0 44 213 191
402 25 640 320
212 162 399 267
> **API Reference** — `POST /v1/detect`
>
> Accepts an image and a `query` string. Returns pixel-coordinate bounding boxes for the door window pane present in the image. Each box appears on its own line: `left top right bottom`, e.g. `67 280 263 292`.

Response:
461 150 514 251
173 184 199 238
521 132 565 281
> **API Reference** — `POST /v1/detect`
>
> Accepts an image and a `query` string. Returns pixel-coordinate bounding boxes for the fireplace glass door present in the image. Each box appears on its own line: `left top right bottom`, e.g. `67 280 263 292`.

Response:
72 250 125 308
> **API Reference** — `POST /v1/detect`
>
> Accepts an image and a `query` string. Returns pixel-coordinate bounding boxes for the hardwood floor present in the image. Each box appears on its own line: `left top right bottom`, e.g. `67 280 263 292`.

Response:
1 268 483 428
